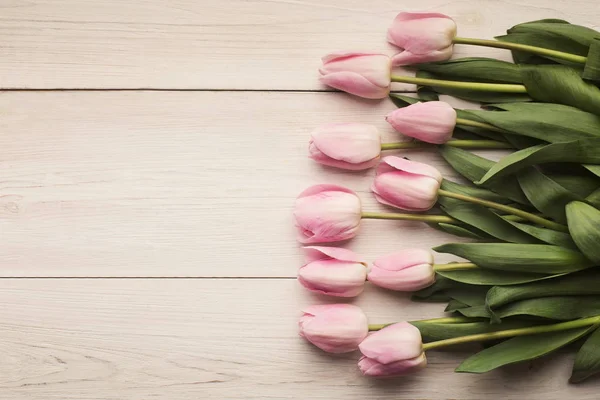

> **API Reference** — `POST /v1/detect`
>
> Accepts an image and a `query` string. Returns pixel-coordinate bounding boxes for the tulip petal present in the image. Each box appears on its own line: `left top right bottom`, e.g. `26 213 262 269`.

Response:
359 353 427 377
322 51 387 64
303 246 365 264
391 46 454 66
298 259 367 297
297 184 357 199
368 263 435 291
372 172 440 211
311 123 381 164
299 304 368 353
320 72 390 99
378 156 443 182
359 322 423 364
385 102 456 143
373 249 433 271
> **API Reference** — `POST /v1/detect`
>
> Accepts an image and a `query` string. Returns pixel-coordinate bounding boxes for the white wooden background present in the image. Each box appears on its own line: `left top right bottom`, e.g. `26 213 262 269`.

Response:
1 1 600 399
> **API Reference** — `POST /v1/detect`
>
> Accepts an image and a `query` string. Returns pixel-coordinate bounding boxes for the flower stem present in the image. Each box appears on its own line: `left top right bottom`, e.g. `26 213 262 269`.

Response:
453 37 587 64
361 212 456 224
455 118 506 133
437 189 569 232
380 139 512 151
422 315 600 351
433 262 478 272
390 75 528 93
368 316 473 331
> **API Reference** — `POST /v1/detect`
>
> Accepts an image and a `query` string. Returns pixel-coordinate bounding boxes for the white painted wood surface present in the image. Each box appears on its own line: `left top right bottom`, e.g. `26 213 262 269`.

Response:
1 0 600 398
0 280 595 399
0 0 598 89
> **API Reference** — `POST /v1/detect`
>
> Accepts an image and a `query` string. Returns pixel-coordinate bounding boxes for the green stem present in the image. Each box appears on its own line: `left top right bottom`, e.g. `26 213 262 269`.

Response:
455 118 506 133
368 316 472 331
390 75 528 93
423 315 600 351
437 189 569 232
433 262 478 272
453 37 587 64
380 139 512 150
361 212 456 224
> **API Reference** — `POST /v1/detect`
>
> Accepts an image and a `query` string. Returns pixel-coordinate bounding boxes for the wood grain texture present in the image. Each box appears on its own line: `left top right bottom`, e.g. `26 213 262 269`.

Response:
1 0 599 89
1 279 598 399
0 91 481 277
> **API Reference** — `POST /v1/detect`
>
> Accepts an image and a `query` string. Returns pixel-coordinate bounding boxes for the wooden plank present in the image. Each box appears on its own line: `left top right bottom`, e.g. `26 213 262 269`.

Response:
0 91 486 277
1 0 598 89
0 279 596 399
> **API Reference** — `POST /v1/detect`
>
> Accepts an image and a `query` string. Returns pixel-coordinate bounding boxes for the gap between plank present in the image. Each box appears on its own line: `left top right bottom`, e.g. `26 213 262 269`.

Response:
0 276 298 279
0 88 418 93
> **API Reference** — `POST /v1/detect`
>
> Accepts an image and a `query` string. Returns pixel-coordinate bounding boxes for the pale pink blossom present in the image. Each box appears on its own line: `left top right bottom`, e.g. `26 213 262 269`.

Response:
368 249 435 291
309 123 381 170
299 246 367 297
294 184 362 243
386 102 456 144
319 52 391 99
388 12 456 66
358 322 426 377
299 304 369 353
372 157 442 211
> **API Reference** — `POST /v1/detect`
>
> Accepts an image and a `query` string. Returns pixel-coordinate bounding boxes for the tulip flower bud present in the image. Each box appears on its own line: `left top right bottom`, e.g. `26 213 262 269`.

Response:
309 123 381 170
368 249 435 291
358 322 427 377
299 304 369 353
372 157 442 211
298 246 367 297
319 52 391 99
387 12 457 66
294 184 362 243
386 102 457 144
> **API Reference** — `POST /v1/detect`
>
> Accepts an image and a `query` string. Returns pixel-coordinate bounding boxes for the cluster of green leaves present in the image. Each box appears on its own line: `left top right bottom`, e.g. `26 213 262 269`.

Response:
390 20 600 379
409 18 600 113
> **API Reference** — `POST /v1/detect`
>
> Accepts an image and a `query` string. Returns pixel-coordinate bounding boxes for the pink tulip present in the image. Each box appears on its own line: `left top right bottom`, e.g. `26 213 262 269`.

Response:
372 157 442 211
299 304 369 353
298 246 368 297
319 52 391 99
309 123 381 170
386 102 456 144
294 184 362 244
368 249 435 291
387 12 456 66
358 322 427 377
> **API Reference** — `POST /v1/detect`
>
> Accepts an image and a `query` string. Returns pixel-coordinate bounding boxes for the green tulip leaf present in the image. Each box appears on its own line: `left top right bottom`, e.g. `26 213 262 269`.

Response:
477 138 600 184
412 320 536 342
501 217 577 249
486 271 600 309
456 326 594 374
439 146 529 204
434 243 592 274
566 201 600 263
467 102 600 143
583 38 600 81
432 222 490 240
441 179 512 204
438 198 541 244
388 93 421 108
436 269 560 286
586 188 600 208
445 299 468 312
517 168 585 223
416 57 524 83
459 296 600 320
571 327 600 383
520 65 600 115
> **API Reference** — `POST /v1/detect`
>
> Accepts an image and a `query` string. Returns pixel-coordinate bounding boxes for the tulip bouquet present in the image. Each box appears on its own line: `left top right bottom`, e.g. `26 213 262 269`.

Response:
295 9 600 384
